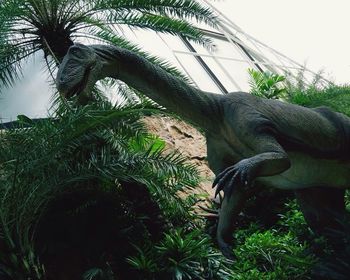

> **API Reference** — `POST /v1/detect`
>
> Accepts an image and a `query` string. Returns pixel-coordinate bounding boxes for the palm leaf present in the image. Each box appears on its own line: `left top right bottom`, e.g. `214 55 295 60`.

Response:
115 12 212 46
93 0 218 26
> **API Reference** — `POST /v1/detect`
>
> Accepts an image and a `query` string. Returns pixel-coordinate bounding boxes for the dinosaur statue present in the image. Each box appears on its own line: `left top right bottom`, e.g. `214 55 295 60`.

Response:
56 43 350 258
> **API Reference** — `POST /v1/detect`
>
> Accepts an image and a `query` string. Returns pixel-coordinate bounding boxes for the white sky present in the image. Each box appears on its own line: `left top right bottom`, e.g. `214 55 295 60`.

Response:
0 0 349 121
212 0 350 84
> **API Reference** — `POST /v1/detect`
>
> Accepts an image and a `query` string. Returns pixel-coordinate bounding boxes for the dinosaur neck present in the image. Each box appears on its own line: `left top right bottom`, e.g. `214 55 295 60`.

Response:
93 45 220 129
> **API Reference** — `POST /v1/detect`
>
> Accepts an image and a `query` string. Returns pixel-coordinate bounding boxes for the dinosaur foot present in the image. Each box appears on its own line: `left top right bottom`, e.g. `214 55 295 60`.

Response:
218 241 235 260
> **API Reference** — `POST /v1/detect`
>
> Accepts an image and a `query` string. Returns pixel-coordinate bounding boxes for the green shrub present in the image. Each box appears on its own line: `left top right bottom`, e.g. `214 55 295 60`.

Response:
278 200 311 239
0 100 200 279
127 229 232 280
232 230 315 280
248 69 287 99
287 84 350 116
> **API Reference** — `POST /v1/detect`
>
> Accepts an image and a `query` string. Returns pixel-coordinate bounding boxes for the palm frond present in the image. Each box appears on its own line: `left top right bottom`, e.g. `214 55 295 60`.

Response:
94 0 218 27
114 12 212 46
0 44 23 89
0 42 39 89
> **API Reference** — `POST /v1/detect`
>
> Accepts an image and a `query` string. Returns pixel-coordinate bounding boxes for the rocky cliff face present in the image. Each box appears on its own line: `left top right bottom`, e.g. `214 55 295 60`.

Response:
143 116 215 197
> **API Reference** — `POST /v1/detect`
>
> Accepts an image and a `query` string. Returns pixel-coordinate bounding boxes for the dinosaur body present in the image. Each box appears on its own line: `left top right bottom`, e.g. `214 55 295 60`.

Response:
207 92 350 188
57 43 350 258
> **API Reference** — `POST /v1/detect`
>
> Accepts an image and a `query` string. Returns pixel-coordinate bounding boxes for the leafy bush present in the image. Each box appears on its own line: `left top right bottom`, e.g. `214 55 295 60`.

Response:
232 230 315 280
248 69 287 99
286 84 350 116
0 100 201 278
127 229 232 280
278 200 311 240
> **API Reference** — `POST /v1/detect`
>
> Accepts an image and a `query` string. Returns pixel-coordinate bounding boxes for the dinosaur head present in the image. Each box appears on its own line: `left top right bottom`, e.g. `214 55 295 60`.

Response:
56 43 103 98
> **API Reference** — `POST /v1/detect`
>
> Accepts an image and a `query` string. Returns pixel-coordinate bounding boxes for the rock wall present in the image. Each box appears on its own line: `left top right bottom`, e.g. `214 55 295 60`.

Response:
143 116 215 197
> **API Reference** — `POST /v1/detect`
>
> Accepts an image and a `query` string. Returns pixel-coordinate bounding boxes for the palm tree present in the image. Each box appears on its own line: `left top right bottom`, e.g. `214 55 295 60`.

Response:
0 0 218 91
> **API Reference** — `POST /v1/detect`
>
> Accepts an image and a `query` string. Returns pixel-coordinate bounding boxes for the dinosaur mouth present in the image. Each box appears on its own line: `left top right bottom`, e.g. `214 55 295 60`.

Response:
66 64 93 98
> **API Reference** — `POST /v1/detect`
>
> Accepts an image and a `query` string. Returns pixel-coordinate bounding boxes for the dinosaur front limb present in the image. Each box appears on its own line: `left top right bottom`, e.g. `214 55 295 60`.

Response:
213 152 290 197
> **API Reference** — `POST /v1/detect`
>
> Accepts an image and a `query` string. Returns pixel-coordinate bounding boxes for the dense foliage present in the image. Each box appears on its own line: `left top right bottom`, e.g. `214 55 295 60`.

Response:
0 99 203 279
287 84 350 116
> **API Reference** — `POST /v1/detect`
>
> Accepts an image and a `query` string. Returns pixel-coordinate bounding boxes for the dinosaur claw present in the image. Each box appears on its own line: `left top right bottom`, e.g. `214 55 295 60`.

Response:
199 213 219 219
212 169 228 188
212 175 223 189
213 167 238 197
219 192 223 204
215 187 220 198
224 171 239 197
213 162 255 198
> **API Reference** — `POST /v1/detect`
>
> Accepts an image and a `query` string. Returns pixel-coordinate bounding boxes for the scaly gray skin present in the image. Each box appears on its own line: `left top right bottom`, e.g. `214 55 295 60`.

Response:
57 43 350 259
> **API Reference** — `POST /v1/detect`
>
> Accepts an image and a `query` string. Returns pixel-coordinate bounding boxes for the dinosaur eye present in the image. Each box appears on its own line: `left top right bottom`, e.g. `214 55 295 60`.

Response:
70 48 78 55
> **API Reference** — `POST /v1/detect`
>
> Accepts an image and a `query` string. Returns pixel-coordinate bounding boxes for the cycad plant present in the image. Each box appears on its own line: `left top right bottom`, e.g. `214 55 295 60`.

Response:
0 99 201 278
248 69 287 99
127 228 232 280
0 0 217 90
